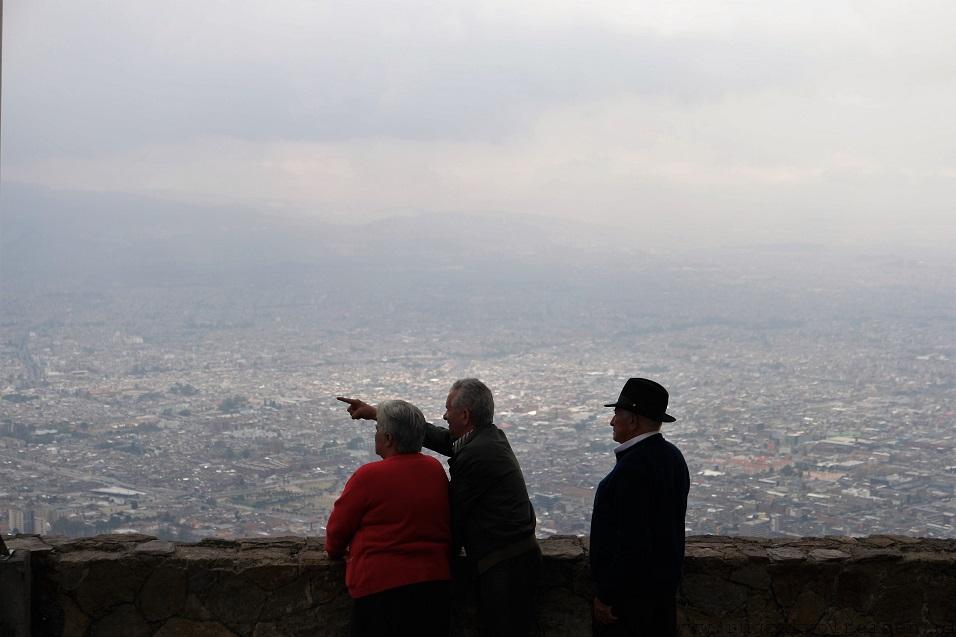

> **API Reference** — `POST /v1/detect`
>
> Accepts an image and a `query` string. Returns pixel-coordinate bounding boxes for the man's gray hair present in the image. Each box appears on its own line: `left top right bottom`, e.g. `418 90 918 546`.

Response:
450 378 494 428
376 399 426 454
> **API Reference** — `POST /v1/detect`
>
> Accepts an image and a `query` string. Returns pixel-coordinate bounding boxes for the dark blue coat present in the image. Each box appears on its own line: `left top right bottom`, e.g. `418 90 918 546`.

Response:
590 433 689 605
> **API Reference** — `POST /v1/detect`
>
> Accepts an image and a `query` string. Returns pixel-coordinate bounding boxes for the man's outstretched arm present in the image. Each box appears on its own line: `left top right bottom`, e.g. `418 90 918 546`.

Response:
423 422 454 456
338 395 453 455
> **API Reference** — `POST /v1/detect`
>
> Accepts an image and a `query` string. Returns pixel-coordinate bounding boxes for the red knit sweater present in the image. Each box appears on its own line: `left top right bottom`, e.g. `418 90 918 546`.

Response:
325 453 451 598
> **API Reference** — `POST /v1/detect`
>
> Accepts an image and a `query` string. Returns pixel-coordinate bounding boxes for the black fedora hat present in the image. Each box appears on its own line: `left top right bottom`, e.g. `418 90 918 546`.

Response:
604 378 676 423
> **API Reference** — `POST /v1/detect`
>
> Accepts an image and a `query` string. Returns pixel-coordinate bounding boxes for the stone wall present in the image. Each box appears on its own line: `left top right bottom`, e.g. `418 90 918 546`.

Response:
2 534 954 636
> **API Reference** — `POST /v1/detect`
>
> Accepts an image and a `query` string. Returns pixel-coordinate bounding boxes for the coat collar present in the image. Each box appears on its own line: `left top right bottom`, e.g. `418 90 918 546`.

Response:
614 430 661 458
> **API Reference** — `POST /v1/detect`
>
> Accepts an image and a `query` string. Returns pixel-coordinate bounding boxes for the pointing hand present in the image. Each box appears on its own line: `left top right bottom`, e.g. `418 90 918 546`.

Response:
336 397 377 421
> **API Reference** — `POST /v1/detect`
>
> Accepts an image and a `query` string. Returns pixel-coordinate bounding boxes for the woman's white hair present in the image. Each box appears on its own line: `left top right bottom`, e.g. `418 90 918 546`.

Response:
376 399 426 453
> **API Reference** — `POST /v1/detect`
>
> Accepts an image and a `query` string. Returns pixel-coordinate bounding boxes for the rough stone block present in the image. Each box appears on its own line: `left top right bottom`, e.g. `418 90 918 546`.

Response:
155 617 238 637
685 546 722 559
89 603 151 637
832 566 880 610
63 534 154 553
0 549 31 637
197 538 239 549
767 547 805 562
539 535 584 561
258 576 314 621
787 589 826 632
135 540 176 556
56 556 91 591
75 556 151 616
815 606 875 636
252 601 350 637
869 580 925 627
680 572 749 616
238 563 301 591
203 572 269 633
183 592 216 622
6 534 53 553
744 593 781 635
738 545 771 562
924 571 956 625
187 564 220 594
809 548 851 562
58 593 90 637
308 565 348 606
178 546 241 568
139 564 188 621
729 563 771 590
770 562 834 608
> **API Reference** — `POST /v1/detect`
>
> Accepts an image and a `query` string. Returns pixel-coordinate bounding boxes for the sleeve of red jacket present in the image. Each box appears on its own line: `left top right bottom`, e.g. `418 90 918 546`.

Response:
325 469 368 559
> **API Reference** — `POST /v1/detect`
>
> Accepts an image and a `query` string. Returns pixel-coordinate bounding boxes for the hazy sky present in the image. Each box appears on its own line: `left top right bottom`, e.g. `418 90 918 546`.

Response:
3 0 955 248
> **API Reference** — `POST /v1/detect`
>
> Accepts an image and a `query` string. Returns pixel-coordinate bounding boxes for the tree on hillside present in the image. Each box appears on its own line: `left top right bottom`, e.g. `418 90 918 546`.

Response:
218 395 250 413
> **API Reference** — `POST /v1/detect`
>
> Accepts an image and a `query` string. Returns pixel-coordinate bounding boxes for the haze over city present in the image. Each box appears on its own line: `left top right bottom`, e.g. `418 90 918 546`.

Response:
1 1 954 541
4 0 956 248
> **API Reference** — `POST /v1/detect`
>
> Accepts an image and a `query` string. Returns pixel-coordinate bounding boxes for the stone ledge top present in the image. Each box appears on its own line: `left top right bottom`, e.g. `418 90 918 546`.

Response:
4 533 954 564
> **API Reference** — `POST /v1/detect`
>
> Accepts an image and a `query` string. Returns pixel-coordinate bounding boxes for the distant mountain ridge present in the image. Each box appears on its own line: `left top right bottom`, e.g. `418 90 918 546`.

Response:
1 183 611 282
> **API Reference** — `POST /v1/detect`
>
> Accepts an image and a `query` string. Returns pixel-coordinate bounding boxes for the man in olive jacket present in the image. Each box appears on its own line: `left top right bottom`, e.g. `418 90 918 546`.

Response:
590 378 689 636
339 378 539 636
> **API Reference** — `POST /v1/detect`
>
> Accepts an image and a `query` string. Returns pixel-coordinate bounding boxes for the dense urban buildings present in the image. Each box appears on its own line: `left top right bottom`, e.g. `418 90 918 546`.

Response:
1 236 953 542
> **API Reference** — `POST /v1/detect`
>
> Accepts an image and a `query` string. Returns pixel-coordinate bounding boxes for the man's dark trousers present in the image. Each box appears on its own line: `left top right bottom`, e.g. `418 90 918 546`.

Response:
477 547 540 637
592 594 677 636
350 580 451 637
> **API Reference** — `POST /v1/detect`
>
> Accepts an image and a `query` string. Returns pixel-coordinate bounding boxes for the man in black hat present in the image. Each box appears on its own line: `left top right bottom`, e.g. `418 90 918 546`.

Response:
590 378 689 636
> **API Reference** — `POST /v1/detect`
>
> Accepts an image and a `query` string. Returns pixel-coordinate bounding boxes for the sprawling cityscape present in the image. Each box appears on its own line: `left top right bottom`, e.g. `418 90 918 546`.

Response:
2 215 952 543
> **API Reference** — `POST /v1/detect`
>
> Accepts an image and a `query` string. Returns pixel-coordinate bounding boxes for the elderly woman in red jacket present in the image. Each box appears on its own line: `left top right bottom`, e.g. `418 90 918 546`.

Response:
326 399 452 637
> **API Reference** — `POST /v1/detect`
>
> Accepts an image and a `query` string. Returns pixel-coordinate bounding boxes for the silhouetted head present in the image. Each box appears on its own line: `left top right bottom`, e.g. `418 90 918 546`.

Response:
604 377 676 424
443 378 494 438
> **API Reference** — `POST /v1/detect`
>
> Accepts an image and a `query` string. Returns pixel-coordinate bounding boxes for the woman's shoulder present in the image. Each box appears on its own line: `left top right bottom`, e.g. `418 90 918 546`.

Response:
384 452 447 470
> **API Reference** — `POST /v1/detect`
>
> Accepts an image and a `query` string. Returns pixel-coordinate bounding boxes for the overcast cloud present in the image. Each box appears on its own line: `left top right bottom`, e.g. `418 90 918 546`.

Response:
3 0 955 249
